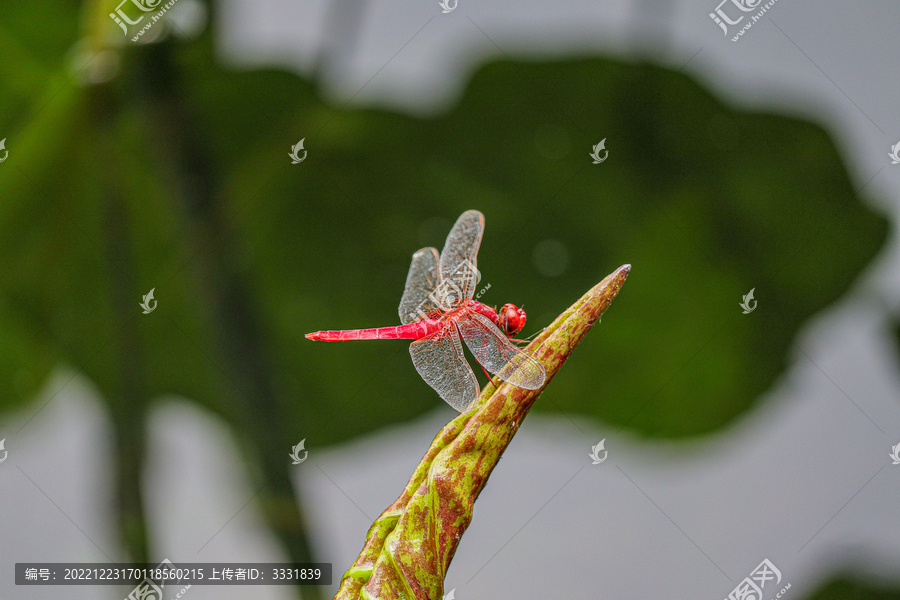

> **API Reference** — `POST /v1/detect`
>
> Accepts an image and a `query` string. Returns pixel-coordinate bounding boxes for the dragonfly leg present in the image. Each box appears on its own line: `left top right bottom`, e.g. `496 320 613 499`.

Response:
478 364 502 387
507 327 546 345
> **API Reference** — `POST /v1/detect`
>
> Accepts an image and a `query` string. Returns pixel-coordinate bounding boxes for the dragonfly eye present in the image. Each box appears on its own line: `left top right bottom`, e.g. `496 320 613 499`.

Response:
499 303 526 336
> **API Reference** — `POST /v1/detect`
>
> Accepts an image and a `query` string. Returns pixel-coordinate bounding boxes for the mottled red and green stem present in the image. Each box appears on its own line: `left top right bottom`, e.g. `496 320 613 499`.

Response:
333 264 631 600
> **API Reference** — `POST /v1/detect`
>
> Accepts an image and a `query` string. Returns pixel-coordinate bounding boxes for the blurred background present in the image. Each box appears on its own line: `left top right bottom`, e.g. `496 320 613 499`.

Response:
0 0 899 598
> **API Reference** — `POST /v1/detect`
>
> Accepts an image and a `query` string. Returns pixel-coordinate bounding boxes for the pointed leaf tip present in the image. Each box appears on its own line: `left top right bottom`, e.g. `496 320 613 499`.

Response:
332 265 630 600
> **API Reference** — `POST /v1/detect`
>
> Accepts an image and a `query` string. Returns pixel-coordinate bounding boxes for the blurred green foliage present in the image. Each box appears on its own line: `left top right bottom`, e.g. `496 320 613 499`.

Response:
0 1 889 444
0 2 894 596
808 576 900 600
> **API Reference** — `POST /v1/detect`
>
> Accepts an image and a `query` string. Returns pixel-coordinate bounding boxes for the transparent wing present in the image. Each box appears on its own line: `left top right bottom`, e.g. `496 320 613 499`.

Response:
438 210 484 307
457 313 547 390
399 248 442 324
409 326 480 413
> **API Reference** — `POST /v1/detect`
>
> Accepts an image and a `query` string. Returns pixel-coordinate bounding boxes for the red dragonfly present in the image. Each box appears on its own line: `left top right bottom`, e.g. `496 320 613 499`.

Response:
306 210 546 412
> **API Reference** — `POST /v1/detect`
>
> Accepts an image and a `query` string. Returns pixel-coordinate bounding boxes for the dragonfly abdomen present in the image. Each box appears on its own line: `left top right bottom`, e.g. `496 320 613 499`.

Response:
305 319 442 342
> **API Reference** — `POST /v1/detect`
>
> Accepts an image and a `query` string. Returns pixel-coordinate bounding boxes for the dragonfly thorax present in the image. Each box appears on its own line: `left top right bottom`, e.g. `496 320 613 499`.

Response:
443 300 526 338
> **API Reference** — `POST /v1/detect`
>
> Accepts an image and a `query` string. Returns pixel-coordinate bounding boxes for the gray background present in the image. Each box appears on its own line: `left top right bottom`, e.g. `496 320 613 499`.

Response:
2 0 899 598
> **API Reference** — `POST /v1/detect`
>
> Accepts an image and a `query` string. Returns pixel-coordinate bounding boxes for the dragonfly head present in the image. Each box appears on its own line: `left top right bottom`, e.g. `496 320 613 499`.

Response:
497 303 527 336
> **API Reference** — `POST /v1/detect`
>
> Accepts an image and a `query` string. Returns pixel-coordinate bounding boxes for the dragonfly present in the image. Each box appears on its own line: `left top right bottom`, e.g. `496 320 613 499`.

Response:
306 209 547 412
